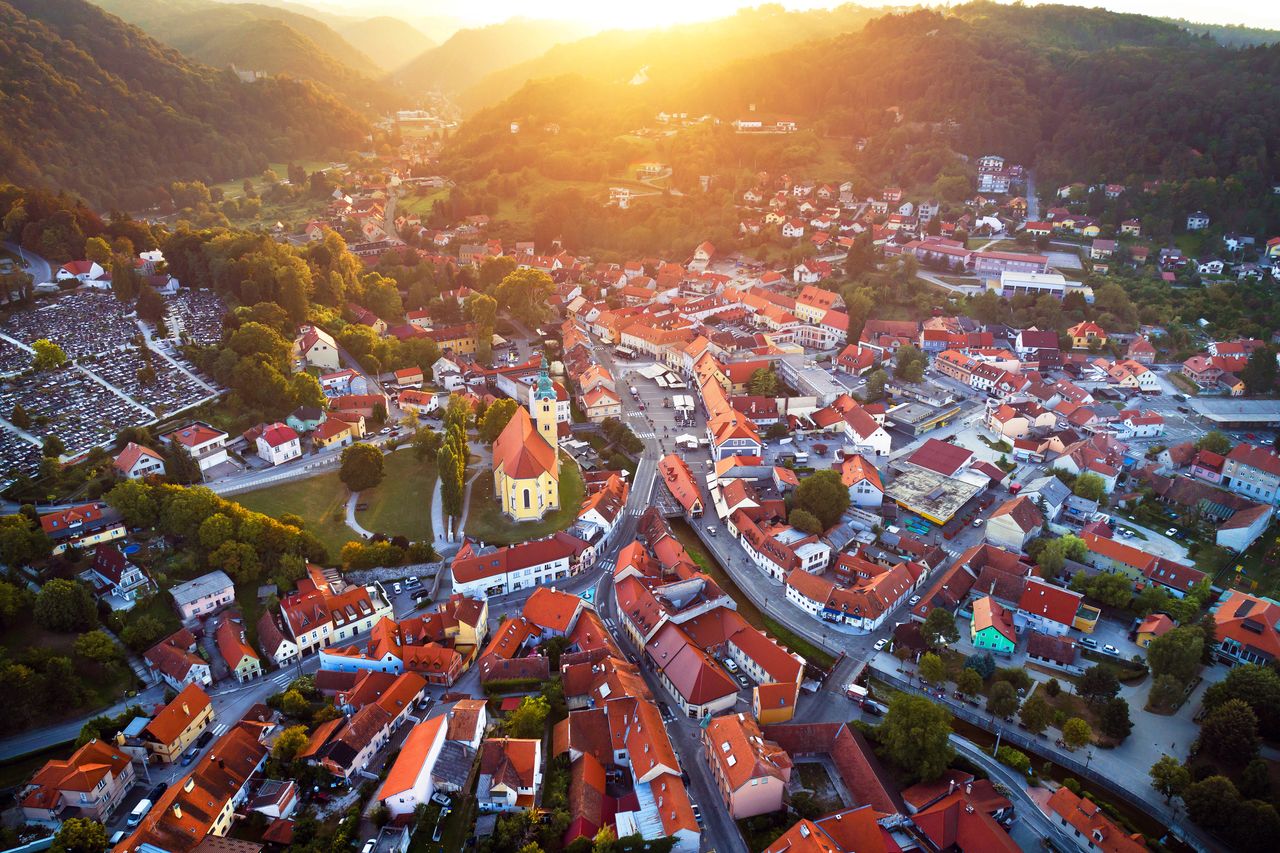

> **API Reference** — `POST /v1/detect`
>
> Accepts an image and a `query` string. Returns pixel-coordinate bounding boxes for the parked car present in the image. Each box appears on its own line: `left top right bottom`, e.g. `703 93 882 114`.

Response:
431 792 452 807
146 782 168 802
691 804 703 825
1103 644 1120 656
873 638 888 651
1079 637 1099 649
735 674 750 689
362 839 376 853
180 748 198 766
393 582 402 595
724 658 739 673
973 518 984 527
1164 528 1178 537
406 576 421 588
909 595 921 606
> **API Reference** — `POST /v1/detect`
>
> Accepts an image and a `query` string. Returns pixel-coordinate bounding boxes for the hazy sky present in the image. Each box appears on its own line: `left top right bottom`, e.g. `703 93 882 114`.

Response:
323 0 1279 32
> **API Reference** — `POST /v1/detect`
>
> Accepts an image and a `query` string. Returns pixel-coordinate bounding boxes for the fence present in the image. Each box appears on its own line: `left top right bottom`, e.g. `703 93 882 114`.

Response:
872 666 1209 853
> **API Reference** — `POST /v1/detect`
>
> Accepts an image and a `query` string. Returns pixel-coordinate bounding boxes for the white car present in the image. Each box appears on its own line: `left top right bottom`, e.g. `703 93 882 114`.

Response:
1103 644 1120 656
873 638 888 651
973 518 984 527
909 595 921 606
724 658 739 673
393 582 402 595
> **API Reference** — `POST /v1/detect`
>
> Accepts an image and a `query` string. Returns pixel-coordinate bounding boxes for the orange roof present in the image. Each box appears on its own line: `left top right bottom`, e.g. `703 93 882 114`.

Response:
763 820 841 853
447 699 487 742
1213 590 1280 662
492 406 557 479
521 587 582 634
972 596 1016 643
144 683 211 746
376 715 447 801
480 738 540 790
839 454 882 491
658 454 703 514
705 713 792 791
1047 788 1146 853
24 739 132 808
214 617 258 669
113 441 164 474
1082 531 1157 572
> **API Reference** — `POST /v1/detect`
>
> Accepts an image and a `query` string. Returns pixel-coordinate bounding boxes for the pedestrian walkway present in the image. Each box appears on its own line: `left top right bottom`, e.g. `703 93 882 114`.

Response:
345 493 374 539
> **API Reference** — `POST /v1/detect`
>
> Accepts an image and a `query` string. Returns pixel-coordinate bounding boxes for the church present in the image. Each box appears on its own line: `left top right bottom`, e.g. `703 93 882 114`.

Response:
492 359 561 521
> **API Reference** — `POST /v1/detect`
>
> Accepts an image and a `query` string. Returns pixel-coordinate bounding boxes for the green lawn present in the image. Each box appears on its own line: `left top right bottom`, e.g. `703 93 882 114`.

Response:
209 159 331 201
355 458 437 542
671 521 837 669
463 458 585 546
232 471 356 560
398 188 449 217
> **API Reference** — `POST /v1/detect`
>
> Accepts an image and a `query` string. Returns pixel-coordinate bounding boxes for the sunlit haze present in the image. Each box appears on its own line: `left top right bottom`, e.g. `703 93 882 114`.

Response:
324 0 1279 33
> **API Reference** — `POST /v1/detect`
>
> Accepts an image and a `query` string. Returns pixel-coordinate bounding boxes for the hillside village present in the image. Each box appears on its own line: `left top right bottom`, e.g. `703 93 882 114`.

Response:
6 3 1280 853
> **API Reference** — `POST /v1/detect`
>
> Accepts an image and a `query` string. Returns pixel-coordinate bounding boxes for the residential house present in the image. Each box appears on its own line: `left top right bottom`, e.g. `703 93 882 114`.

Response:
1047 788 1146 853
257 611 299 669
39 502 125 556
86 543 151 606
134 683 214 763
985 496 1043 551
477 738 542 812
1135 614 1174 649
1211 590 1280 666
838 454 884 508
1067 321 1106 350
21 739 137 823
161 422 230 477
703 713 792 819
450 537 578 598
256 423 302 466
293 326 341 371
971 596 1017 654
1015 580 1082 638
279 569 394 655
215 616 262 683
145 629 212 690
113 442 165 480
170 571 236 621
1223 443 1280 505
375 715 448 818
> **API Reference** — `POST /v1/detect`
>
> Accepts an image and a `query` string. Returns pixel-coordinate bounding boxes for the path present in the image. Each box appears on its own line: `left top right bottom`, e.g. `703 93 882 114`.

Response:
135 319 218 395
3 241 52 286
344 493 373 539
431 475 448 546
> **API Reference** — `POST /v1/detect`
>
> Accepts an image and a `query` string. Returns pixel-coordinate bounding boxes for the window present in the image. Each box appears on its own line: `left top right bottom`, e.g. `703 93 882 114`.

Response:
523 489 531 509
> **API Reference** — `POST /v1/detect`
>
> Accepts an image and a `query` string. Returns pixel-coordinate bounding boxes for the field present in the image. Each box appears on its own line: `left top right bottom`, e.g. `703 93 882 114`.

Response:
232 470 356 559
355 459 437 541
208 158 332 201
463 459 585 546
397 187 449 217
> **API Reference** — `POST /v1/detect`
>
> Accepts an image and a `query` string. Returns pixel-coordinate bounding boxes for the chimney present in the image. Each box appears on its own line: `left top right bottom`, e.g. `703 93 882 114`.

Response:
965 781 973 795
948 779 956 795
173 803 182 819
182 703 189 716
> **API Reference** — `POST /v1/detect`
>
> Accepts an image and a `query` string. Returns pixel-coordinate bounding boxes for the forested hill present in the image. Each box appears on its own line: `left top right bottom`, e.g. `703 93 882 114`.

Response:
90 0 396 109
392 19 592 96
0 0 367 209
456 4 889 114
447 2 1280 196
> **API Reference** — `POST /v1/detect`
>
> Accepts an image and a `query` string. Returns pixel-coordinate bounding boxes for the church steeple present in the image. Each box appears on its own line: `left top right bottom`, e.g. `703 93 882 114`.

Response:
534 354 557 441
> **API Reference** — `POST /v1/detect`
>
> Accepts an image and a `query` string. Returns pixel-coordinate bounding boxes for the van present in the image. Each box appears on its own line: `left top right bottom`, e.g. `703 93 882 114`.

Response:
126 799 154 828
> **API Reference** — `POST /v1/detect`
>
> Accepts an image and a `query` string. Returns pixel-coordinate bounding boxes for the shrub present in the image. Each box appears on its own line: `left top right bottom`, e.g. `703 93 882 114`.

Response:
996 746 1031 774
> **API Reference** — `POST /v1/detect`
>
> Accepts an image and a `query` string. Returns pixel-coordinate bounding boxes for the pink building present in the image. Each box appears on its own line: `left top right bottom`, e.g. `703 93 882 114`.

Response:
703 713 792 819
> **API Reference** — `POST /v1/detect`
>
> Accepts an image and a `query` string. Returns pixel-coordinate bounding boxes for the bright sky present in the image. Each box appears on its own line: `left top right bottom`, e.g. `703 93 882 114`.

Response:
331 0 1279 32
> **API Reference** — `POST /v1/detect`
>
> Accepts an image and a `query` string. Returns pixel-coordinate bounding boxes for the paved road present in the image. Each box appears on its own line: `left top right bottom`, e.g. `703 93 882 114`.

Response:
3 241 52 285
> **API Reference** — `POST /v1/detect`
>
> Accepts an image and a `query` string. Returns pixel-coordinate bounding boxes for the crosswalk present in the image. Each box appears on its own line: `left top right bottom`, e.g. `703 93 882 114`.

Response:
596 557 616 573
271 672 294 688
633 430 656 439
210 723 229 737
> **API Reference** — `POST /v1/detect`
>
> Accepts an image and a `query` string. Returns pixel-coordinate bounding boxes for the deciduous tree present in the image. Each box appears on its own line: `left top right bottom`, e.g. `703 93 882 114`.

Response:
922 607 959 648
1198 699 1260 762
878 694 954 782
918 652 945 685
793 469 850 529
986 681 1019 719
1147 625 1203 685
31 338 67 371
1019 694 1052 734
1149 755 1191 802
1062 717 1092 750
340 443 385 492
34 579 96 633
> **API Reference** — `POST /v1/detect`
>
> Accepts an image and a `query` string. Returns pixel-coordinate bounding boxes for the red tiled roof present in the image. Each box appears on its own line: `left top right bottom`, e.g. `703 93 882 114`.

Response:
1017 580 1081 628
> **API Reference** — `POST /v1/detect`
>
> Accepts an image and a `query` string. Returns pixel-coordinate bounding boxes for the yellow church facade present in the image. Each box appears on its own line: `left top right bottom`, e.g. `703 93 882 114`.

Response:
492 362 561 521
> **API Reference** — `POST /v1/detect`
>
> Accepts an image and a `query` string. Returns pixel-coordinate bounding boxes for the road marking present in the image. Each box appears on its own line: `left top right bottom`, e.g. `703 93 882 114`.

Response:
211 724 228 737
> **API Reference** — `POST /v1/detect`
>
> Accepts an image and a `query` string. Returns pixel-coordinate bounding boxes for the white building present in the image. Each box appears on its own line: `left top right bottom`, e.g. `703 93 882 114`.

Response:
162 422 230 476
256 423 302 466
375 715 448 818
449 538 577 598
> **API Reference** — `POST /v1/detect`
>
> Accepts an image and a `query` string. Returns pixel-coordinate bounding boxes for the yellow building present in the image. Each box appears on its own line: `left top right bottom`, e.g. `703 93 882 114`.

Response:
492 360 560 521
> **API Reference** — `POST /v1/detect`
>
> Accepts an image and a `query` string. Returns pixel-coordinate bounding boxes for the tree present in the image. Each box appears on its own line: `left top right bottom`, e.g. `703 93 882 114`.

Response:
31 338 67 372
746 368 779 396
11 402 30 429
495 268 556 327
921 607 959 648
288 372 326 410
50 818 108 853
1241 345 1277 395
844 291 875 343
1045 678 1062 698
1234 799 1280 853
986 681 1020 719
1099 697 1132 742
1147 625 1203 685
278 689 311 718
963 652 996 679
1077 571 1133 608
894 344 927 383
479 398 518 444
918 652 945 685
0 513 53 565
84 237 112 266
164 444 202 484
1182 776 1241 833
120 614 166 651
1241 758 1271 800
0 579 25 628
105 480 158 527
1079 665 1120 705
956 667 983 697
1195 430 1232 455
272 725 310 763
1149 674 1185 709
878 694 955 781
340 443 384 492
34 579 96 633
865 368 888 401
74 630 120 666
412 426 442 460
1149 755 1191 802
1037 534 1087 578
1062 717 1092 750
1202 664 1280 739
793 470 850 530
1072 473 1106 502
1019 694 1052 734
1198 699 1260 762
507 695 551 739
788 508 823 535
